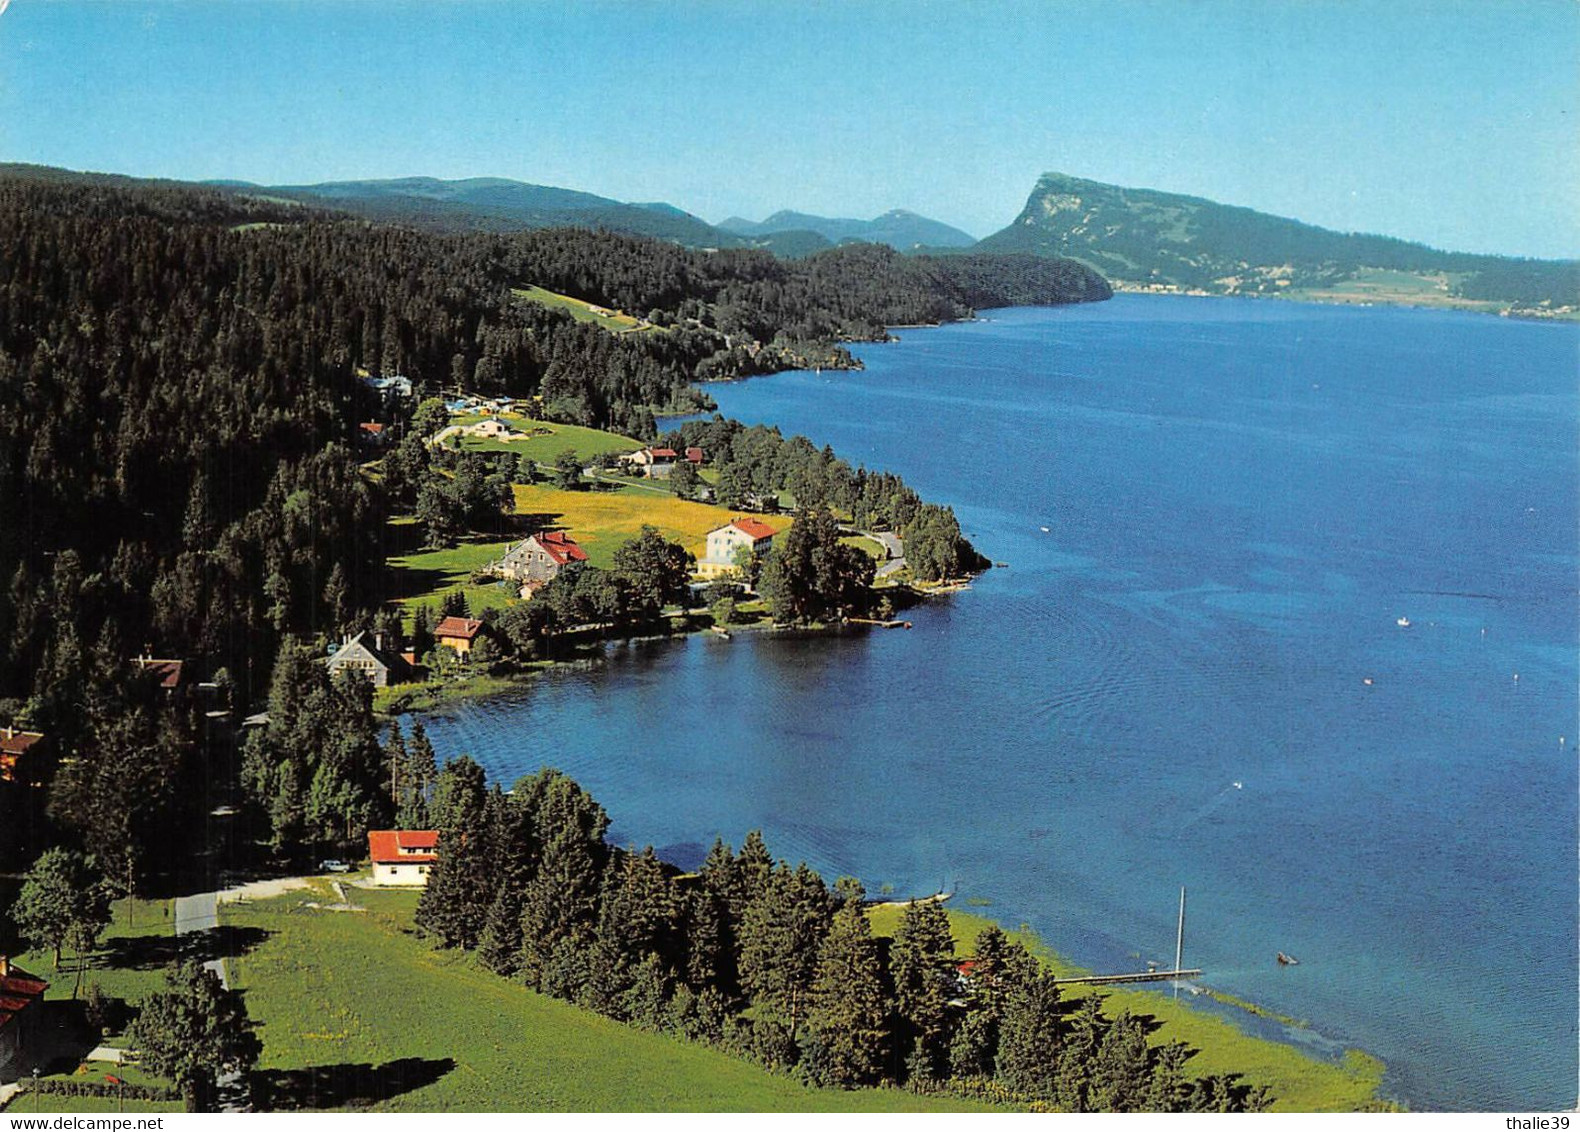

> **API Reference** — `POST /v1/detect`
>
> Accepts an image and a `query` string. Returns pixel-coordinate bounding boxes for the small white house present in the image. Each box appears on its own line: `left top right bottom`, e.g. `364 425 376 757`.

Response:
367 830 439 886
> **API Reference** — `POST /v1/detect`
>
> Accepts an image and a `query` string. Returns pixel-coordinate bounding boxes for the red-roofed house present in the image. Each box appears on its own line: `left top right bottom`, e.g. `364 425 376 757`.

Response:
0 957 48 1082
0 727 43 783
434 616 485 657
132 656 185 694
367 830 440 887
357 421 388 449
684 446 704 465
493 531 589 594
698 517 780 578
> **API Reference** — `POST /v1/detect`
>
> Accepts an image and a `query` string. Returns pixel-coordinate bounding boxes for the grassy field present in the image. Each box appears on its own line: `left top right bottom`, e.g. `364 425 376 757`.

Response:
865 904 1387 1113
384 483 792 617
1 898 188 1114
512 285 655 334
512 482 793 569
445 412 643 462
220 884 993 1113
8 897 178 1040
385 533 517 620
840 534 888 560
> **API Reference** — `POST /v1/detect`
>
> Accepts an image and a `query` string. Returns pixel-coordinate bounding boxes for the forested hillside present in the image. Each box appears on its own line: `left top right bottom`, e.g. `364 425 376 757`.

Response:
0 170 1103 874
980 171 1579 311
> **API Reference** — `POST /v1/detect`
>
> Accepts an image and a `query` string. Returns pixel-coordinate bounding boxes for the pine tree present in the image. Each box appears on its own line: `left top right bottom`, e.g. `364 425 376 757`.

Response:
889 898 956 1082
737 862 832 1034
996 969 1064 1098
383 721 407 814
733 830 773 919
1088 1010 1153 1112
949 926 1039 1079
1144 1041 1194 1112
414 755 493 949
397 719 437 828
804 898 890 1086
1051 994 1108 1112
516 772 610 990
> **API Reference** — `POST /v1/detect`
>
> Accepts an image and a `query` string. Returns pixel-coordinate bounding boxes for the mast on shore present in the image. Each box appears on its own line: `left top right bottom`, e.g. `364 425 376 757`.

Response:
1175 885 1186 998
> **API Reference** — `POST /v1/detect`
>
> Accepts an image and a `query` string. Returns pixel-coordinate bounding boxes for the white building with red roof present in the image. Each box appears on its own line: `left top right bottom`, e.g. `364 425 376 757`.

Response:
367 830 440 887
698 517 779 578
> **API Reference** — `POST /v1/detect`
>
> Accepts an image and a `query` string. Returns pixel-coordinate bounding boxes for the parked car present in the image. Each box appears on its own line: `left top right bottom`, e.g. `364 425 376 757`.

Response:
319 859 351 873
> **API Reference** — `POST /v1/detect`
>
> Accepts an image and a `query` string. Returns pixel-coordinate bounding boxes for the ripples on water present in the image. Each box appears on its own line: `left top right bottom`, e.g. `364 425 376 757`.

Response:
417 297 1578 1111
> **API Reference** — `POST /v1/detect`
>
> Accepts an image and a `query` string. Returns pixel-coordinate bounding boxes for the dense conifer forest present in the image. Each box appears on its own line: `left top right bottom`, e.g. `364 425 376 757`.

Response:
407 754 1270 1111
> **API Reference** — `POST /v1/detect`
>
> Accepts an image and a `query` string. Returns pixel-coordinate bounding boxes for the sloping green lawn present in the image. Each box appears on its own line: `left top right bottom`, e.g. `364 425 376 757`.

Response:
222 885 993 1112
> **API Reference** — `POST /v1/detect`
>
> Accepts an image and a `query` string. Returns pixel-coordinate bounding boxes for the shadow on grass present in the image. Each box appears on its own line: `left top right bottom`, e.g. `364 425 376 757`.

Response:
253 1057 456 1111
97 925 272 971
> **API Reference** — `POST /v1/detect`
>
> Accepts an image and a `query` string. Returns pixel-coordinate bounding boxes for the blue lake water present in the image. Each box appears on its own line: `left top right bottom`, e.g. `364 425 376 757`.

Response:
418 295 1579 1111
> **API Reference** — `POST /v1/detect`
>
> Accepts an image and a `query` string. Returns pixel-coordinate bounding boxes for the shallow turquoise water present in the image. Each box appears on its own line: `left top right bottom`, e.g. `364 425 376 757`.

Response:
418 296 1578 1110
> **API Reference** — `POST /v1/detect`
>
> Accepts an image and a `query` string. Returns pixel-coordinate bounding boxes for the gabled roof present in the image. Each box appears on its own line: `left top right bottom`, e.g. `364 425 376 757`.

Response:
728 517 777 541
528 531 588 566
648 447 678 459
368 829 440 864
0 728 43 757
0 961 48 1033
358 421 385 434
133 657 184 689
434 616 484 641
684 447 704 463
326 631 398 672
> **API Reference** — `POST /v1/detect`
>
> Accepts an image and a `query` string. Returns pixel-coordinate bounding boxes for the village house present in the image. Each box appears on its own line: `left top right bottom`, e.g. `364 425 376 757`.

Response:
466 418 518 440
325 631 410 688
493 531 588 594
0 727 43 783
357 421 389 449
132 655 185 695
366 829 439 887
697 516 778 578
618 446 679 478
0 957 48 1084
434 616 485 657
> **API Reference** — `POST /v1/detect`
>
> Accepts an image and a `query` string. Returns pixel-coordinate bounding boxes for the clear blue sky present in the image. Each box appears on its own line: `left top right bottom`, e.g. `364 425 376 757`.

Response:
2 0 1575 257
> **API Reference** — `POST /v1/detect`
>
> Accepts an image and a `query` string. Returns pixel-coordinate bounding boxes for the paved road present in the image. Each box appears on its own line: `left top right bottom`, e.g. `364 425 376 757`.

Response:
174 890 245 1110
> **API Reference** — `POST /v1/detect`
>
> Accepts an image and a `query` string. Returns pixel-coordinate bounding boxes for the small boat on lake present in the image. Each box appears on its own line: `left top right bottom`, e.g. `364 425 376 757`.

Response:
1396 616 1411 627
1276 951 1300 966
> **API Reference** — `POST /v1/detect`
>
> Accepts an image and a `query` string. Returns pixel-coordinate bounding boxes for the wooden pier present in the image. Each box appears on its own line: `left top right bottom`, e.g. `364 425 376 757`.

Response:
1053 968 1203 987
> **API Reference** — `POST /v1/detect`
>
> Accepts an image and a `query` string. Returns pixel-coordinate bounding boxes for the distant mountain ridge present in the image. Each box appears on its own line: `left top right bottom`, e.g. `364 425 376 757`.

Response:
720 207 977 251
240 175 739 247
977 172 1578 313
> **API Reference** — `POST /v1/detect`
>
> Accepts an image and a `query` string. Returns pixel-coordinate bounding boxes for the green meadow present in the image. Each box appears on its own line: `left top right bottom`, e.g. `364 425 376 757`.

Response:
220 885 993 1112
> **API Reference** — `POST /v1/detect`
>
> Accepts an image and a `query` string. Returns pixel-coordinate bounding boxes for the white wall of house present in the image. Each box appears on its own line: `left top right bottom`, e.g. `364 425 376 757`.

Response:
371 861 434 887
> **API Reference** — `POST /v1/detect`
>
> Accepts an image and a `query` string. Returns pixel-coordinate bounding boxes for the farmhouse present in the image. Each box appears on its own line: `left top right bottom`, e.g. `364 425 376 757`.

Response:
0 957 48 1084
435 616 485 657
494 531 588 593
367 829 440 887
698 517 778 579
131 655 185 695
0 727 43 783
325 631 409 688
618 447 678 479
